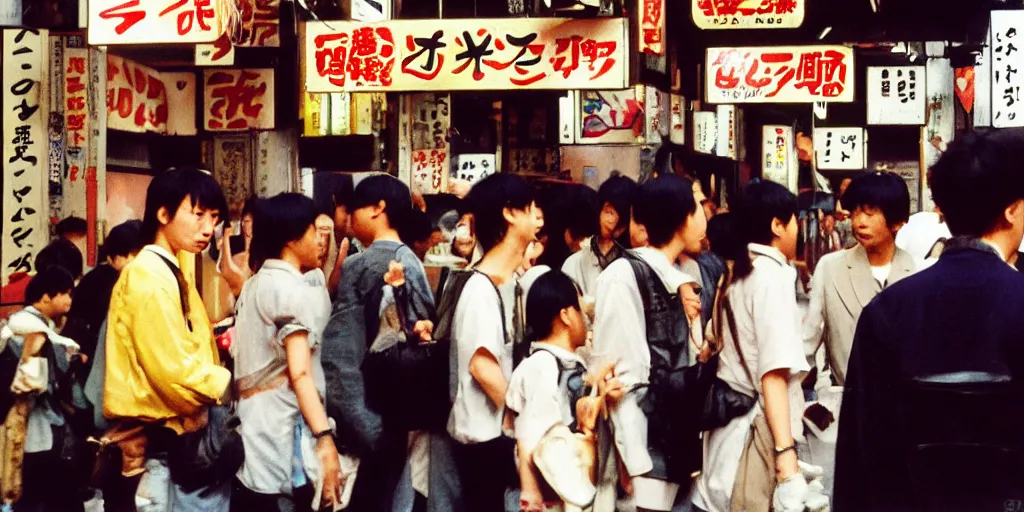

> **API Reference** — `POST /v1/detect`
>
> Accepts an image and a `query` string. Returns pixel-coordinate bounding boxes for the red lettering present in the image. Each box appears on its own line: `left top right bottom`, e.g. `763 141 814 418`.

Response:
98 0 146 35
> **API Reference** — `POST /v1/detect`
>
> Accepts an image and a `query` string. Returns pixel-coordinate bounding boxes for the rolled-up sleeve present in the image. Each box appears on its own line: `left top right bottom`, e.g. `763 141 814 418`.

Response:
266 284 321 348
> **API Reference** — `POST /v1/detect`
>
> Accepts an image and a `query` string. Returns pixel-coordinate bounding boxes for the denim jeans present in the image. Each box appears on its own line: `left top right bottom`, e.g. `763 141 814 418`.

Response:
136 458 231 512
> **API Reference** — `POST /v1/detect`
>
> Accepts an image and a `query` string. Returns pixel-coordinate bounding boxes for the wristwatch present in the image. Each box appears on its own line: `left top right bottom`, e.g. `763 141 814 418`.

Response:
774 443 797 456
313 427 335 440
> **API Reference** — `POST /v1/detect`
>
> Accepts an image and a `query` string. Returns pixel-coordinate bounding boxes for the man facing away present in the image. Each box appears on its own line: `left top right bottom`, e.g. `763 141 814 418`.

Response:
104 167 232 510
834 129 1024 510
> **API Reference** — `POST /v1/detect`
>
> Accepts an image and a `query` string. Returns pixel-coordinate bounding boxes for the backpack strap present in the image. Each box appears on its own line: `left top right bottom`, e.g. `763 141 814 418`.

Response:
530 346 587 431
720 291 756 398
152 251 193 333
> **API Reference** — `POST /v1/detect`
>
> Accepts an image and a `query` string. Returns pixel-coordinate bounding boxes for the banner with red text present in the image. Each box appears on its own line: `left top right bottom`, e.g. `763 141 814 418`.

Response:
89 0 228 45
203 68 275 131
706 45 854 103
106 54 168 133
304 18 629 92
639 0 665 55
692 0 804 30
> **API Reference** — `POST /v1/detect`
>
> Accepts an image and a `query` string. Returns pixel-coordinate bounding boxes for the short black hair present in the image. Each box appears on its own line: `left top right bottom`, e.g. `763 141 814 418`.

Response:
564 185 600 240
929 129 1024 237
707 212 744 262
349 174 413 232
241 196 258 218
598 176 638 234
737 179 798 246
841 172 911 227
25 266 75 305
463 173 535 252
56 216 88 237
249 193 319 273
35 238 83 280
142 167 228 243
633 174 698 247
401 208 435 246
101 220 146 261
526 271 581 341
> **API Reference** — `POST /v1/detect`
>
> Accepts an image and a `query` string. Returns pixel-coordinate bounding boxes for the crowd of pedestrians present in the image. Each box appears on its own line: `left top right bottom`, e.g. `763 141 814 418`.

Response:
1 129 1024 512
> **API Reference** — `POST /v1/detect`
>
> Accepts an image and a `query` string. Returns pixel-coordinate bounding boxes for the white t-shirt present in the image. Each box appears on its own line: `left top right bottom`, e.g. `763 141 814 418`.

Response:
591 246 697 478
870 263 891 287
561 248 603 298
448 273 516 444
506 343 586 453
694 244 810 512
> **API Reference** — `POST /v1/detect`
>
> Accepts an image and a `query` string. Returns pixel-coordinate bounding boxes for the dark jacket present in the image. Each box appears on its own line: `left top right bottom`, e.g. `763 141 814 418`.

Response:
834 239 1024 511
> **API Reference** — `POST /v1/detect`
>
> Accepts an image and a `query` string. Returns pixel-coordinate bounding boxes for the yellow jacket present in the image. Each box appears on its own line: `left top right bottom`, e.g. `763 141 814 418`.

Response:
104 246 230 433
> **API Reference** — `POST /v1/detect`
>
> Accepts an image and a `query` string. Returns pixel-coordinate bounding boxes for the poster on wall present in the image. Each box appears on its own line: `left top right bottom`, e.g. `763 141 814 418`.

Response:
305 18 629 92
412 149 448 194
813 127 866 170
991 10 1024 127
106 54 168 133
866 66 926 125
213 136 254 218
762 125 795 191
88 0 228 45
669 94 685 145
639 0 665 55
693 111 717 154
411 93 450 151
715 105 736 159
452 153 496 184
235 0 282 47
706 45 854 104
2 29 49 285
203 68 275 131
692 0 805 30
644 87 668 144
576 87 645 144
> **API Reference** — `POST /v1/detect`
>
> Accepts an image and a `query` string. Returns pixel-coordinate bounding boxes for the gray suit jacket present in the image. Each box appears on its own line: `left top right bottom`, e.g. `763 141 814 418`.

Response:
803 245 918 385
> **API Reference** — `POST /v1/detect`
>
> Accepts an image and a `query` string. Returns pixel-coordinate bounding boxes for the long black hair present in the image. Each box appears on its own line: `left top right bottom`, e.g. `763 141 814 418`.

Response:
248 193 319 273
732 179 798 282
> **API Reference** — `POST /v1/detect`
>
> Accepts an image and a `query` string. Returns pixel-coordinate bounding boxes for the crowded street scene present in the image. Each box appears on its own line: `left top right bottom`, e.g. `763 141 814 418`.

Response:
2 0 1024 510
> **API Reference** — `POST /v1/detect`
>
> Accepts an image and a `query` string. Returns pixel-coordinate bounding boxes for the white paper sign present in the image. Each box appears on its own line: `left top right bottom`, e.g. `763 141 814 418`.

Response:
762 125 794 188
715 105 736 159
451 154 496 184
991 10 1024 127
813 127 865 170
88 0 226 45
693 111 717 154
867 66 926 125
669 94 685 145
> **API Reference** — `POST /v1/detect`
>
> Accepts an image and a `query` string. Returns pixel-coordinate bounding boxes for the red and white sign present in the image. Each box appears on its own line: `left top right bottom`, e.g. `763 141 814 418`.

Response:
106 54 169 133
762 125 794 189
991 10 1024 128
304 18 629 92
89 0 227 45
65 48 90 149
196 34 235 66
640 0 665 55
411 149 448 194
236 0 281 47
706 45 854 104
693 0 804 30
203 68 275 131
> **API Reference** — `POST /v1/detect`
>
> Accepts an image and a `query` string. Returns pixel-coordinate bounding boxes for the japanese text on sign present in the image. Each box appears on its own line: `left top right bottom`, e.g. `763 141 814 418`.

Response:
692 0 804 29
867 66 926 125
89 0 225 45
106 55 169 133
813 127 865 170
305 18 629 92
3 29 49 285
452 153 495 183
412 149 448 194
65 48 90 148
204 68 275 131
992 11 1024 128
236 0 281 47
762 125 793 188
640 0 665 55
706 45 854 104
411 93 450 150
693 111 717 154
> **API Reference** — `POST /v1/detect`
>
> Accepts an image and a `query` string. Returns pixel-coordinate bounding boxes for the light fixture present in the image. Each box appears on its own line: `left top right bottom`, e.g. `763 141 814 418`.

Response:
817 26 833 40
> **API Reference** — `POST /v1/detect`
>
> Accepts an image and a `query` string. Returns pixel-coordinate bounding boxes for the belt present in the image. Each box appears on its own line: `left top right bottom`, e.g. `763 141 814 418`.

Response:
234 369 290 400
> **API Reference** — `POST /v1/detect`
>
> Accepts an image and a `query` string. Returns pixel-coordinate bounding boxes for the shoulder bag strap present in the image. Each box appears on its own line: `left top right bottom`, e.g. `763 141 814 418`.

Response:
472 270 510 344
153 252 193 333
721 292 757 397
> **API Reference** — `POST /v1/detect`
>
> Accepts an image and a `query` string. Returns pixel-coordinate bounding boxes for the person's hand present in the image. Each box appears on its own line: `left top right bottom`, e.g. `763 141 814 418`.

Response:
412 320 434 343
773 471 809 512
601 375 626 405
316 436 342 509
681 283 701 321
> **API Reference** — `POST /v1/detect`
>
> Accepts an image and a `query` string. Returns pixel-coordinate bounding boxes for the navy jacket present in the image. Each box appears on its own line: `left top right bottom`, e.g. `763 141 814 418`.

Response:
834 240 1024 510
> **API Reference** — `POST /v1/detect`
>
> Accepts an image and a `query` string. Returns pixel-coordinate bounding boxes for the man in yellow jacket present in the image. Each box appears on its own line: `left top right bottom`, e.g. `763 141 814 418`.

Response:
104 166 232 510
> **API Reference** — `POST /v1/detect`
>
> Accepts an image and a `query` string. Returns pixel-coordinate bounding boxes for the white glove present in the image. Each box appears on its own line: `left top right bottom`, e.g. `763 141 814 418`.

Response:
773 461 829 512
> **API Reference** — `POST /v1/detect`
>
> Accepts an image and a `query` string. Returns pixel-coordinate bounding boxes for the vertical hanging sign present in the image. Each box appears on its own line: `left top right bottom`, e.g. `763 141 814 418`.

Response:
639 0 665 55
63 45 90 223
991 10 1024 128
2 29 50 285
762 125 794 191
866 66 926 125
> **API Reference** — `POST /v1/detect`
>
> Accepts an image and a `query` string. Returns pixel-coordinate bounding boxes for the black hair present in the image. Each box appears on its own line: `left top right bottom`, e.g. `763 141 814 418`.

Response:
35 238 83 280
332 174 356 212
25 266 75 305
841 172 911 227
653 145 676 178
349 174 414 237
248 193 319 273
598 176 638 237
525 271 581 341
101 220 146 261
707 212 744 263
632 174 698 248
401 208 436 247
463 173 535 253
241 196 258 218
929 129 1024 237
142 167 228 243
732 179 798 281
56 216 87 237
564 185 600 241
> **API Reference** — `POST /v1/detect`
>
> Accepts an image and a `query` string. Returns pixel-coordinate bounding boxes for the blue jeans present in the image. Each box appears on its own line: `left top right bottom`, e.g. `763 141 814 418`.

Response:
136 459 231 512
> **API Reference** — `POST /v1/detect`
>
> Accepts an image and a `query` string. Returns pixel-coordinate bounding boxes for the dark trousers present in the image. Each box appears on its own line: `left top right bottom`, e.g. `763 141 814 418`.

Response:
451 437 516 512
230 479 314 512
16 450 86 512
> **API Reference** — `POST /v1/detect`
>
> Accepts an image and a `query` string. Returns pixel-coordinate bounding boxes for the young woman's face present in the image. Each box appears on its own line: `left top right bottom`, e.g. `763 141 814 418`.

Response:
682 204 708 255
315 214 334 267
564 301 588 348
776 214 800 260
599 203 622 240
241 213 254 239
289 224 323 271
160 196 221 254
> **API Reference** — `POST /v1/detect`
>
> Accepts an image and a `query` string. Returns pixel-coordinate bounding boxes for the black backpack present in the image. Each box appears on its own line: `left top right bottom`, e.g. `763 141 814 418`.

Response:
625 253 754 481
530 346 588 433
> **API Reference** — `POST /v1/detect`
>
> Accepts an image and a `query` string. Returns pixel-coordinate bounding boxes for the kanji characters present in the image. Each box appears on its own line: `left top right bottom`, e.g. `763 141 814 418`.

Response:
402 31 447 81
454 29 496 81
98 0 146 35
314 28 395 87
207 70 270 130
788 50 847 97
551 36 617 81
482 33 547 86
159 0 216 36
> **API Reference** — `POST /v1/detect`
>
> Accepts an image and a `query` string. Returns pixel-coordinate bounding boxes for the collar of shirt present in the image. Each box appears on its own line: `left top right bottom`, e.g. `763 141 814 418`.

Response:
260 258 304 278
632 246 697 293
530 342 586 367
748 243 789 266
144 245 179 267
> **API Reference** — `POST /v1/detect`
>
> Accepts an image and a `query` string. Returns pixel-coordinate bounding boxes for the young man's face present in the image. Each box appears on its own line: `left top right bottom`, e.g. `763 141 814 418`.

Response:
851 205 898 252
508 202 543 246
350 205 377 248
599 203 622 240
45 291 73 317
290 224 323 272
681 200 709 255
564 301 588 348
161 196 220 254
776 214 800 261
629 210 648 248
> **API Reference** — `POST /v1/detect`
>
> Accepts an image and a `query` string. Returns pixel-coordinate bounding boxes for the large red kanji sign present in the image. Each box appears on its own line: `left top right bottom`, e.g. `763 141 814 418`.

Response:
89 0 226 45
706 46 854 104
693 0 804 29
304 18 629 92
204 68 275 131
